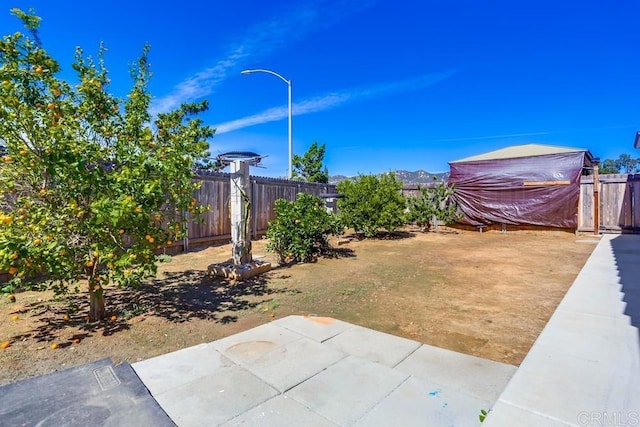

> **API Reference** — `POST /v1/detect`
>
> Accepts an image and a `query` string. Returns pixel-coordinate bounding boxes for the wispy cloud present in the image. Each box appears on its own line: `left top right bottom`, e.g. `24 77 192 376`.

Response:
151 0 376 116
214 71 457 134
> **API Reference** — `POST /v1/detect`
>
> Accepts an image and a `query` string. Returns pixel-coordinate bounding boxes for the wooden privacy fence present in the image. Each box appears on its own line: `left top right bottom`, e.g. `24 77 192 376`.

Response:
579 173 640 233
181 173 337 251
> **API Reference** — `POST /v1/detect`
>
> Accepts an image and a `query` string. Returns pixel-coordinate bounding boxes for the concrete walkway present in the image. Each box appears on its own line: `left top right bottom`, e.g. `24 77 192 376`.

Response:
486 234 640 426
133 316 516 426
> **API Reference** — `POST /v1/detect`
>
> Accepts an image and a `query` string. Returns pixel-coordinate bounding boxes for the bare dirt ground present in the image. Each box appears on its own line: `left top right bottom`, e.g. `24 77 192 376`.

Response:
0 228 597 385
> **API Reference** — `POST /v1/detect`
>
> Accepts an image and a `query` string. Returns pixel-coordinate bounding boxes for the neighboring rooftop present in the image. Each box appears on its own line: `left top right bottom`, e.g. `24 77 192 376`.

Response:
450 143 591 164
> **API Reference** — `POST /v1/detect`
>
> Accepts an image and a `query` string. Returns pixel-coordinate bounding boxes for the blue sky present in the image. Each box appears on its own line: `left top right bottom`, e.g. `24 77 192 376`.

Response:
2 1 639 177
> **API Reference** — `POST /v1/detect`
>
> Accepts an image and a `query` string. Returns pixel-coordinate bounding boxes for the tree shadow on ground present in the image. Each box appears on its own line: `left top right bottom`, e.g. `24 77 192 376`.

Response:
321 246 356 259
345 230 416 240
11 299 132 344
10 270 298 343
113 270 297 324
272 245 356 270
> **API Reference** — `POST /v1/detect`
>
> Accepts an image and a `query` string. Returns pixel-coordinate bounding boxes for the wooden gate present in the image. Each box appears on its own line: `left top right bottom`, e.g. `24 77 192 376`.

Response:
579 174 640 233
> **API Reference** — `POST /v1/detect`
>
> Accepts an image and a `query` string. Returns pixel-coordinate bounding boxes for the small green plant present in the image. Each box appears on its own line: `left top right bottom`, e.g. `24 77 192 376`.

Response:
406 182 461 231
479 408 489 423
336 173 406 238
155 254 173 263
265 193 343 264
120 301 149 320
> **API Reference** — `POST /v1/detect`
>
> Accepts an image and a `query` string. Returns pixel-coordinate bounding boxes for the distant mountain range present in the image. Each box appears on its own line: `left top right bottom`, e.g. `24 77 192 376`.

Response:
329 170 449 185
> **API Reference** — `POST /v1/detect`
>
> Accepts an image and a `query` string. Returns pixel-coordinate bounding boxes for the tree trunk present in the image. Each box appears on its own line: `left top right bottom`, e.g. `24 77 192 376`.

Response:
88 280 106 321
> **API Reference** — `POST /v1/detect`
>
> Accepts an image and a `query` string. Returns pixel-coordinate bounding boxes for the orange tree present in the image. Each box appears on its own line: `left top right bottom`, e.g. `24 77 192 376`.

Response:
0 9 214 320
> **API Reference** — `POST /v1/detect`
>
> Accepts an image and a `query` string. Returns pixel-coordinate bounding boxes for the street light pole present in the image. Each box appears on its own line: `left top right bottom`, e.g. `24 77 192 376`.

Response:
241 69 293 179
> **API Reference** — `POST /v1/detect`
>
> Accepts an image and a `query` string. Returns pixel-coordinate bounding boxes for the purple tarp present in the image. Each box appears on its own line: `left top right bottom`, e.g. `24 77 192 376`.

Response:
448 152 586 228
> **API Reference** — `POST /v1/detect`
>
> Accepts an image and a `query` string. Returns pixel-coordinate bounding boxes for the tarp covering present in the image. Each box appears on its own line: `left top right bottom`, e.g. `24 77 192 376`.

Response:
448 151 586 228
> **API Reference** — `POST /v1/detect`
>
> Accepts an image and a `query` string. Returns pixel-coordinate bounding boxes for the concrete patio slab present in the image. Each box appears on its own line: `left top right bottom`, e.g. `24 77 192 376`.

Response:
222 395 338 426
273 314 353 342
147 364 279 426
324 324 422 367
285 355 410 425
210 322 303 363
132 343 232 395
133 314 520 426
354 376 492 427
236 336 346 392
395 344 517 402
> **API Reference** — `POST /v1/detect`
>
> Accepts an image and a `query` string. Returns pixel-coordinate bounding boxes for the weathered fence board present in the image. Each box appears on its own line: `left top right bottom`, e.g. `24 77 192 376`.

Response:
177 173 336 250
579 174 640 232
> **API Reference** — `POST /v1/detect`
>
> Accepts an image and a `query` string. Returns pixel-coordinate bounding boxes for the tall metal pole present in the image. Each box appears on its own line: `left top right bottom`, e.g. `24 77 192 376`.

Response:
287 79 292 179
241 69 293 179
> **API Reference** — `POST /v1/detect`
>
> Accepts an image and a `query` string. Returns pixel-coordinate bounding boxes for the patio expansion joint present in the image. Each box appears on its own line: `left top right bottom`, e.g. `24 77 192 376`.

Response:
390 342 424 369
350 373 414 425
279 351 351 394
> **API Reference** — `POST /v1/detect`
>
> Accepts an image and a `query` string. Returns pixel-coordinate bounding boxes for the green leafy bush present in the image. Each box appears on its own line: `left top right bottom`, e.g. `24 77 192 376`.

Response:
406 182 461 231
336 173 406 238
266 193 343 263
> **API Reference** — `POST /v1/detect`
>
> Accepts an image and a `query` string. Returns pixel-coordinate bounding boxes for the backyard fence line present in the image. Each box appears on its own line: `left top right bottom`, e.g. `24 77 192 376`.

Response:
2 173 637 282
178 173 337 251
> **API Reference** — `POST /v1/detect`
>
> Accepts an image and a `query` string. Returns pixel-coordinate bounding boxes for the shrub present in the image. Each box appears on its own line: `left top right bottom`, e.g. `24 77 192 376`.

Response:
336 173 406 238
406 182 461 231
265 193 343 263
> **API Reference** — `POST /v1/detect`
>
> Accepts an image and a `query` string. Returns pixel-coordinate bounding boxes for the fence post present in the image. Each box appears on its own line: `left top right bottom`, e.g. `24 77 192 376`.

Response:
251 178 257 240
593 165 599 235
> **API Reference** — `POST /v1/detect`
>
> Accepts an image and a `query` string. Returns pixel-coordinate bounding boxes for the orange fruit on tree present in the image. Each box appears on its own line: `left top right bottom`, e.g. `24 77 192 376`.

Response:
8 267 18 275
